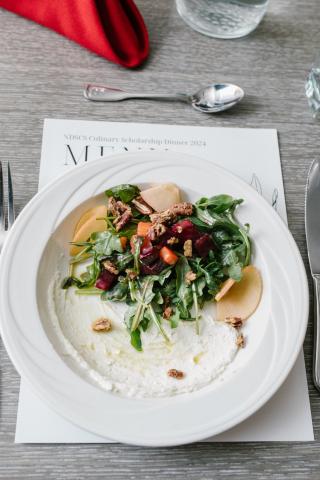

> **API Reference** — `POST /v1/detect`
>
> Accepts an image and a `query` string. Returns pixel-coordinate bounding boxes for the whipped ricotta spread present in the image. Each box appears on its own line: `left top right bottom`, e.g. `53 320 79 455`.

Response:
48 273 239 398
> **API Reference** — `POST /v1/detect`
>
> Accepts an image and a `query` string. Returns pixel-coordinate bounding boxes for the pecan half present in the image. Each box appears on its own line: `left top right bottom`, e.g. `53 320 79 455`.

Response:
107 196 118 216
183 239 192 257
148 222 167 241
167 236 179 245
92 318 112 332
185 270 196 285
132 196 153 215
171 202 193 216
236 333 245 348
225 317 243 329
107 196 132 232
163 306 173 319
149 202 193 225
103 260 119 275
126 268 138 280
114 209 132 232
168 368 184 379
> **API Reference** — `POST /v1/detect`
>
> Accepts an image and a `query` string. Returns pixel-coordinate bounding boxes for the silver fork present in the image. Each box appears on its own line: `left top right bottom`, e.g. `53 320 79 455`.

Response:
0 161 15 252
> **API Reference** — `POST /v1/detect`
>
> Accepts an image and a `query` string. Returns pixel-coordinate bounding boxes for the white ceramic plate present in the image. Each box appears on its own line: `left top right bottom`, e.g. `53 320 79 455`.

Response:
0 152 308 446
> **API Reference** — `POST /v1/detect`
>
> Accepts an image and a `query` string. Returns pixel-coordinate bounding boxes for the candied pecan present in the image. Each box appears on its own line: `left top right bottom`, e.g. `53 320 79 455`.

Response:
167 236 179 245
148 222 167 241
171 202 193 216
114 210 132 232
185 270 196 285
126 268 138 280
163 306 173 319
236 333 245 348
102 260 119 275
149 210 173 225
107 196 132 231
92 318 112 332
132 196 153 215
225 317 243 329
168 369 184 379
149 202 193 225
107 196 118 216
183 239 192 257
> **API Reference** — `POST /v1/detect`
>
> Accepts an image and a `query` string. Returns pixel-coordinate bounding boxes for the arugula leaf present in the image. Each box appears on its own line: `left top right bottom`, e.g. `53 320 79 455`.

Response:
227 263 242 281
90 231 123 257
115 251 134 271
130 329 142 351
187 216 213 231
131 235 143 274
196 194 243 214
75 288 101 295
130 277 155 331
61 276 82 289
102 280 129 301
175 257 193 320
194 206 215 225
170 309 180 329
148 304 170 343
117 222 137 238
192 283 200 335
105 184 140 203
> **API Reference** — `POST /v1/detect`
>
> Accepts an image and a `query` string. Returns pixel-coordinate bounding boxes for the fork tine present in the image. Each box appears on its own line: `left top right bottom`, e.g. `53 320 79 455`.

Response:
7 162 15 228
0 161 4 232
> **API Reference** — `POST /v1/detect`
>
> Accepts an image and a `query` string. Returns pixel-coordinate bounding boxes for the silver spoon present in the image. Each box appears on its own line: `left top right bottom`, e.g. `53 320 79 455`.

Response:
83 83 244 113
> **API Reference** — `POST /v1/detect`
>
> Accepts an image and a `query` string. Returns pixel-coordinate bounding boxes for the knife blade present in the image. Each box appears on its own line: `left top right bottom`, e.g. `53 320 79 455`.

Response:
305 158 320 391
306 158 320 274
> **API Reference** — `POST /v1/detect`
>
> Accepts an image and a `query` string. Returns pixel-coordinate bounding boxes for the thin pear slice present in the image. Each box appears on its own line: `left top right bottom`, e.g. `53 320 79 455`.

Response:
216 265 262 321
140 183 181 212
70 205 107 256
74 205 108 236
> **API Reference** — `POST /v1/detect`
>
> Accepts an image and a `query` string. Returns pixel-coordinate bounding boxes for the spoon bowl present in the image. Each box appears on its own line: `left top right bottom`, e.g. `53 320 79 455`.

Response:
191 83 244 113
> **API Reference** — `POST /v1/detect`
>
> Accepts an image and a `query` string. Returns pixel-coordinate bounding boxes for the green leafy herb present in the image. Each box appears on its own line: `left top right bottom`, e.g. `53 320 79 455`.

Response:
130 329 142 351
90 231 123 257
105 184 140 203
102 280 129 302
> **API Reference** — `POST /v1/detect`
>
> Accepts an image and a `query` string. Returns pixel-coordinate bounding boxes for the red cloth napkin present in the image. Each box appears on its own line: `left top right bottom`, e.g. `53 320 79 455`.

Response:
0 0 149 68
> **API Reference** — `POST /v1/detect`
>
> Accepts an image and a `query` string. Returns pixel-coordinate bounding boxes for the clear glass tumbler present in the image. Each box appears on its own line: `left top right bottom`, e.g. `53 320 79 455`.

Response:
176 0 269 39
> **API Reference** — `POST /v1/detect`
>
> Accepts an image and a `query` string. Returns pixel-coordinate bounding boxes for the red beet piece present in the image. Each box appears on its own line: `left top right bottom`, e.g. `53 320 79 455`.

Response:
140 245 160 265
95 269 117 290
194 234 216 258
171 219 201 242
141 259 166 275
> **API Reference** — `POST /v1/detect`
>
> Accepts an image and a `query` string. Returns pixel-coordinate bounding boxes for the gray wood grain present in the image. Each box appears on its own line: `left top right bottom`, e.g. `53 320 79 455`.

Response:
0 0 320 478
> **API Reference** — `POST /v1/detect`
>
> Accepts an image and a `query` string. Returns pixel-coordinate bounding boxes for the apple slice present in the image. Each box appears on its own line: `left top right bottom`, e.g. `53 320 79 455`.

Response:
216 265 262 321
140 183 181 212
70 205 107 256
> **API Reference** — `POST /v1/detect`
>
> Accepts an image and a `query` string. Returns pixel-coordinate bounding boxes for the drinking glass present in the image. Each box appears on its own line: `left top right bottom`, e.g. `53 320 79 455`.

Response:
176 0 269 39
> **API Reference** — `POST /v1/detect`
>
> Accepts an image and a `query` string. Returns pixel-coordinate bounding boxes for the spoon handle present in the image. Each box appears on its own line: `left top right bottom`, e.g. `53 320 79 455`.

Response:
84 84 189 103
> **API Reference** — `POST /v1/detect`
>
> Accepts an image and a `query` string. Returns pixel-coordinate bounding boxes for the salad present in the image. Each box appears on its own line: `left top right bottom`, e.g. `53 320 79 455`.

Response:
62 183 251 351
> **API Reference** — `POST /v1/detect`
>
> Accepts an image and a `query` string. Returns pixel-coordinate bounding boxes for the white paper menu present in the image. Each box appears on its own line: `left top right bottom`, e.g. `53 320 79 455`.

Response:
15 119 314 442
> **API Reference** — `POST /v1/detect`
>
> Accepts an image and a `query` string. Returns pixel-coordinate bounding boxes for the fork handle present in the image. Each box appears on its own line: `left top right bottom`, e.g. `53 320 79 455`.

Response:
84 84 189 103
313 274 320 391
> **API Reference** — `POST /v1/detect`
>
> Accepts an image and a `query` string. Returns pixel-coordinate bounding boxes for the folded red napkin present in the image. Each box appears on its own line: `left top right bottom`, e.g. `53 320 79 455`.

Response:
0 0 149 68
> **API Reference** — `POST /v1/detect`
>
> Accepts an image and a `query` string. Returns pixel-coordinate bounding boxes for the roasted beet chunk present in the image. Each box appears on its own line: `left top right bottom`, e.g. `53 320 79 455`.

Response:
140 245 160 265
96 269 117 290
141 259 166 275
171 219 201 242
194 234 216 257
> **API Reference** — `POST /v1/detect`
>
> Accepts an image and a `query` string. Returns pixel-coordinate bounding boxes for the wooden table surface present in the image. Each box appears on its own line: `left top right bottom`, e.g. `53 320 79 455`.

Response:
1 0 320 478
